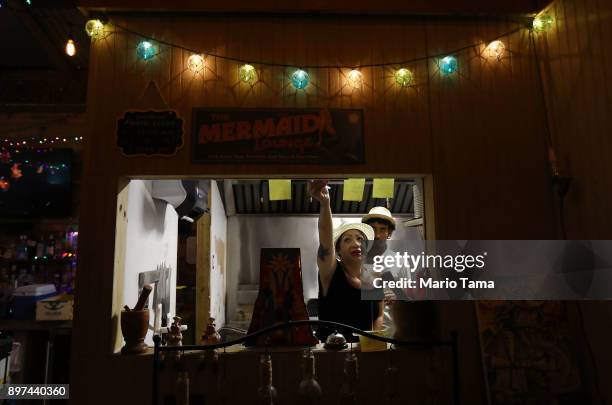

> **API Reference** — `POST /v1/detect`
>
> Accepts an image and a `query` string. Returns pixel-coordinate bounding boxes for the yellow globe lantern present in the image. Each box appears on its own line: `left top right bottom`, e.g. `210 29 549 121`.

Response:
187 54 205 73
239 64 257 83
347 69 362 88
85 19 104 39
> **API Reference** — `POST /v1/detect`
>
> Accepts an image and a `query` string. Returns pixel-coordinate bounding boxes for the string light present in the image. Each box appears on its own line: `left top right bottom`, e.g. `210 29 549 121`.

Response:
439 56 458 75
187 54 205 73
65 39 76 57
533 14 554 32
346 69 363 88
136 41 156 60
484 40 505 60
58 18 556 96
291 69 309 90
239 64 257 84
1 135 83 150
85 19 105 39
395 68 413 87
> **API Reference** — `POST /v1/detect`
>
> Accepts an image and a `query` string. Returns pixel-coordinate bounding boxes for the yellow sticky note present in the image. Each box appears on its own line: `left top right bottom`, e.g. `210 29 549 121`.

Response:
268 179 291 200
372 178 395 198
343 178 365 201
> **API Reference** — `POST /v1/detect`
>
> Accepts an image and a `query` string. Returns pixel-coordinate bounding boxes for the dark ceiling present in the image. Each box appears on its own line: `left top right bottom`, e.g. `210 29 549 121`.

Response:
228 179 415 216
0 0 89 111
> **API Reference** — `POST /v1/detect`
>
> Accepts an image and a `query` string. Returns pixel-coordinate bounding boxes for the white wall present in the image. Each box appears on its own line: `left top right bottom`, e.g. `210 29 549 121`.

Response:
121 180 178 345
226 215 420 322
209 181 227 326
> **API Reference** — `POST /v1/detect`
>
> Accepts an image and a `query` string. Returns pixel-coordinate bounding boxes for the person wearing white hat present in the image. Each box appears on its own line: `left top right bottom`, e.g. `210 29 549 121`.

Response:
362 206 396 251
362 206 411 329
308 179 384 342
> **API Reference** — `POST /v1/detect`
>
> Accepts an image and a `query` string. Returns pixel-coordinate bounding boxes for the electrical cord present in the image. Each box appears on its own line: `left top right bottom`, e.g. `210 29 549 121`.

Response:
154 319 455 352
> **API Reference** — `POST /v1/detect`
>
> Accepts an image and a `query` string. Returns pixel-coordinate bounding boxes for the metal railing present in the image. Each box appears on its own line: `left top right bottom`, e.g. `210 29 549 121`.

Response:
152 319 459 405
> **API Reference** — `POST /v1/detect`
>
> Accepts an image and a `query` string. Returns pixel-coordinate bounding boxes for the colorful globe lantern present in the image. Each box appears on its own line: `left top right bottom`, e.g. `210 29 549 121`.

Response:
187 54 205 73
85 19 104 39
395 68 413 87
533 14 554 32
439 56 458 75
347 69 363 88
291 69 309 89
484 40 506 60
136 41 156 60
239 64 257 83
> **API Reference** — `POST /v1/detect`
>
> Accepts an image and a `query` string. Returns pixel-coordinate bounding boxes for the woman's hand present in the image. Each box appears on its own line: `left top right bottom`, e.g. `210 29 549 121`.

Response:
308 179 330 204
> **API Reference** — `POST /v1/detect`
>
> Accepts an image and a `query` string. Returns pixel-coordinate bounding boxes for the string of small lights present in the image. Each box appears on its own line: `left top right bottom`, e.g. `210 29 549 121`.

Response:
78 12 555 89
1 136 83 149
0 113 83 149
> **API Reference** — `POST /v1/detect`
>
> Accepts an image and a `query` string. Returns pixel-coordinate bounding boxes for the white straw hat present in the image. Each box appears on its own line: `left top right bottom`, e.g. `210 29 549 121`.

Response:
332 222 375 246
361 206 396 229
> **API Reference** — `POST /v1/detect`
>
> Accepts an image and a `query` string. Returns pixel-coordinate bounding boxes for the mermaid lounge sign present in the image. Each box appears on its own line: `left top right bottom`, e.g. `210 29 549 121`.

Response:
192 108 364 164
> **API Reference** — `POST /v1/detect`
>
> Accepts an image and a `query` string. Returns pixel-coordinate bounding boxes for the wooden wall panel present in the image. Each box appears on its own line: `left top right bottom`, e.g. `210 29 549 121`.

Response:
427 19 554 239
72 13 561 405
538 0 612 239
537 1 612 403
84 16 440 178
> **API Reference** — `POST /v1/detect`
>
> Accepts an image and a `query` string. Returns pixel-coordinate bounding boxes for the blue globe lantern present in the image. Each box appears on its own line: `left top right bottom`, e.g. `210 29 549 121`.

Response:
137 41 156 60
439 56 458 75
291 69 309 89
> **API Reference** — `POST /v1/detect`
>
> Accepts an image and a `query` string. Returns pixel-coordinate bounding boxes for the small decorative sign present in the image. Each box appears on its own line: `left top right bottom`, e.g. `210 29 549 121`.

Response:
117 111 183 156
192 108 364 164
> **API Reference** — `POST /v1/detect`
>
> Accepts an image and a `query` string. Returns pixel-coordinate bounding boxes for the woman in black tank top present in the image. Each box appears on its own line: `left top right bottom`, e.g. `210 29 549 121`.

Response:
308 180 384 342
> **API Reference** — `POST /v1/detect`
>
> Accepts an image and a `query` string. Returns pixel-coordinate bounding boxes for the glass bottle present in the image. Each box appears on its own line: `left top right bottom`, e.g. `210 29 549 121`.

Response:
257 354 278 405
339 353 358 405
298 350 322 405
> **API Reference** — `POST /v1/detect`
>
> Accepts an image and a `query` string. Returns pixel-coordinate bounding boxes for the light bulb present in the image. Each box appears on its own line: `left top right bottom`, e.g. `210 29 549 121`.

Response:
137 41 156 60
65 39 76 56
291 69 309 89
439 56 458 75
395 68 413 86
187 54 205 73
347 69 362 88
485 40 505 60
533 14 554 32
239 64 257 83
85 19 104 39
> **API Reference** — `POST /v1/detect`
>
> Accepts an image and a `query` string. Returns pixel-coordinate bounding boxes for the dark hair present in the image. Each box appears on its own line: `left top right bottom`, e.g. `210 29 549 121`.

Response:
335 230 370 252
364 218 396 232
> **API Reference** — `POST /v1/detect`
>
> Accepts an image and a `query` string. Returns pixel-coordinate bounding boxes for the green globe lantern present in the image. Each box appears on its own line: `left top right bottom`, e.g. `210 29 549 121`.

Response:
239 64 257 83
395 68 413 87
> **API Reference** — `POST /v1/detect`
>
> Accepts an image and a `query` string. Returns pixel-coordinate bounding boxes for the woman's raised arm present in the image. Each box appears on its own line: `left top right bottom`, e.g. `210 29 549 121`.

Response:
308 180 337 294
